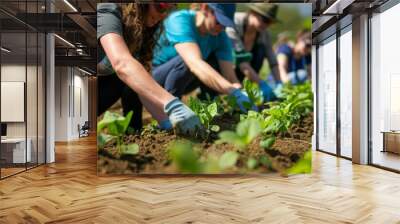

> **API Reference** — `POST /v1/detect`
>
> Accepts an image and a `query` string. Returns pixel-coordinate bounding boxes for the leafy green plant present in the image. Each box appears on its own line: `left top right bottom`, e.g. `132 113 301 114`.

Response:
216 118 262 150
219 151 239 169
240 110 268 130
260 136 276 149
286 150 312 174
247 157 258 170
188 97 220 132
262 104 294 134
97 111 139 155
168 140 203 174
168 141 239 173
243 78 263 106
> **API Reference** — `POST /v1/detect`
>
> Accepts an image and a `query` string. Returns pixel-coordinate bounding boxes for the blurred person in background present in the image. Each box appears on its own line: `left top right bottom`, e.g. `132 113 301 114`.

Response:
226 3 281 102
152 3 257 113
97 3 203 134
275 29 312 85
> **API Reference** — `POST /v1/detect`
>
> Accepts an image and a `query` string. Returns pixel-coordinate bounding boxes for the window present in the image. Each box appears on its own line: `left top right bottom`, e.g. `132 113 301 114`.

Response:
370 3 400 171
339 26 352 158
317 35 337 154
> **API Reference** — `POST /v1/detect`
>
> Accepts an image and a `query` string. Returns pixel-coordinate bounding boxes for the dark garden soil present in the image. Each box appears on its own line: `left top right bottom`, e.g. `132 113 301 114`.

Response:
97 113 313 175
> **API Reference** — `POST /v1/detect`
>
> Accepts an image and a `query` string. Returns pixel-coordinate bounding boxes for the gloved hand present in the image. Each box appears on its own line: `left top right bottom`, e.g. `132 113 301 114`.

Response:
229 88 258 112
258 80 276 102
158 119 172 130
273 81 284 99
164 98 204 136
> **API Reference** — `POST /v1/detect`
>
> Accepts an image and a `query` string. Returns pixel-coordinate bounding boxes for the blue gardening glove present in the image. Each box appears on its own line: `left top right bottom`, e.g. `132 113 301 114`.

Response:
229 88 258 112
164 98 204 136
158 119 173 130
258 80 277 102
273 82 284 98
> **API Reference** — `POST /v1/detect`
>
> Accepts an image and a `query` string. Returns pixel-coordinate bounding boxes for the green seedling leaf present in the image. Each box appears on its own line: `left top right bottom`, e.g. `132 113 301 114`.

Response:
219 151 239 169
216 131 246 149
247 157 258 170
217 118 261 150
259 155 272 168
97 111 133 136
168 140 203 174
97 133 114 149
210 125 220 132
242 101 253 110
121 143 139 155
236 118 261 144
260 136 276 149
203 154 221 173
286 150 312 175
207 102 218 117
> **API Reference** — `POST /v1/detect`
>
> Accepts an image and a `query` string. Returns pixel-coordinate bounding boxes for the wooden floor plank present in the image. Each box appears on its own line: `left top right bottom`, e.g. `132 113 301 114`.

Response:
0 136 399 223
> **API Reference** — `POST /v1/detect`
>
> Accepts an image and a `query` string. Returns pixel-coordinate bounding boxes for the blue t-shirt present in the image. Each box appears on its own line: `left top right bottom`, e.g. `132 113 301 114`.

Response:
276 44 307 73
153 10 233 66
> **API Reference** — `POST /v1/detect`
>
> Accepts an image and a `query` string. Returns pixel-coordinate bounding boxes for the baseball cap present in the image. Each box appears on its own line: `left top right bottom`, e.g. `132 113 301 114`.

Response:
207 3 236 28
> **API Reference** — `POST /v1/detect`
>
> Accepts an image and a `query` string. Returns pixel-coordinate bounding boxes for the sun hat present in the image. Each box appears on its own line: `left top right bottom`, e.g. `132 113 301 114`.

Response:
248 4 280 23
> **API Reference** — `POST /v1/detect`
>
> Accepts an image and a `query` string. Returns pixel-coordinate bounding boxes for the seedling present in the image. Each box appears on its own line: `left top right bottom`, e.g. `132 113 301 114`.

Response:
216 118 262 150
260 136 276 149
286 150 312 174
243 78 263 107
247 157 258 170
168 141 239 173
219 151 239 170
263 104 293 134
97 111 139 155
168 140 203 174
240 110 268 130
188 97 220 132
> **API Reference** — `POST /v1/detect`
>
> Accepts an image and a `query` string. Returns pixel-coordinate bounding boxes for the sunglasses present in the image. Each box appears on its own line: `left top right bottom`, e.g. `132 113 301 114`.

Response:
154 3 176 14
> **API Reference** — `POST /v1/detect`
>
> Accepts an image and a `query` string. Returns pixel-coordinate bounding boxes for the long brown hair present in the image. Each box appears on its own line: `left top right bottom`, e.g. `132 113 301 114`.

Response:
122 3 163 71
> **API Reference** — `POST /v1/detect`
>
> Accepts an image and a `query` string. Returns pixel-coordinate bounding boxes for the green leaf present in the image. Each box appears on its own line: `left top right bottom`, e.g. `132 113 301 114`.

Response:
247 157 258 170
242 101 253 110
260 136 276 149
219 151 239 170
203 154 221 173
246 119 262 144
168 141 203 174
97 133 114 149
286 150 312 174
118 111 133 134
216 131 246 149
207 102 218 117
121 144 139 155
210 125 220 132
97 111 133 136
259 155 272 168
97 111 118 132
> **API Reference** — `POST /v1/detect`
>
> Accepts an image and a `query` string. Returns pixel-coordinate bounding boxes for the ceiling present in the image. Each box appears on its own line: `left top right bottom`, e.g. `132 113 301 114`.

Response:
0 0 96 72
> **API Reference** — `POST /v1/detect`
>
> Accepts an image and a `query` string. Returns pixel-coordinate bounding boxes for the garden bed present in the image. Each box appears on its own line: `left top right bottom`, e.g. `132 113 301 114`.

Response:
98 81 314 175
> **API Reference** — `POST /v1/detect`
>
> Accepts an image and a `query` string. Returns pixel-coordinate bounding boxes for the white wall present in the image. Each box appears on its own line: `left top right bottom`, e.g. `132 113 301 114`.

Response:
54 67 89 141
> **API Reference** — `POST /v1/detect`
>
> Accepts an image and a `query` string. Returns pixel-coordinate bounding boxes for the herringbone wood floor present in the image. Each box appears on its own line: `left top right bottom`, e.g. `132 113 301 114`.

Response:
1 136 400 224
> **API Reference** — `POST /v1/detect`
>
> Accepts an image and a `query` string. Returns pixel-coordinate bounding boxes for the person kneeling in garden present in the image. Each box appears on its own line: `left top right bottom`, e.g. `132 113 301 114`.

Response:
275 30 312 85
226 3 280 102
152 3 256 113
97 3 203 134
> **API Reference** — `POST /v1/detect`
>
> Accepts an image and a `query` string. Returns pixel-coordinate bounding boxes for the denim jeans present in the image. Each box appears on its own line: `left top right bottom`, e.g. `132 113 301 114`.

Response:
152 54 220 100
